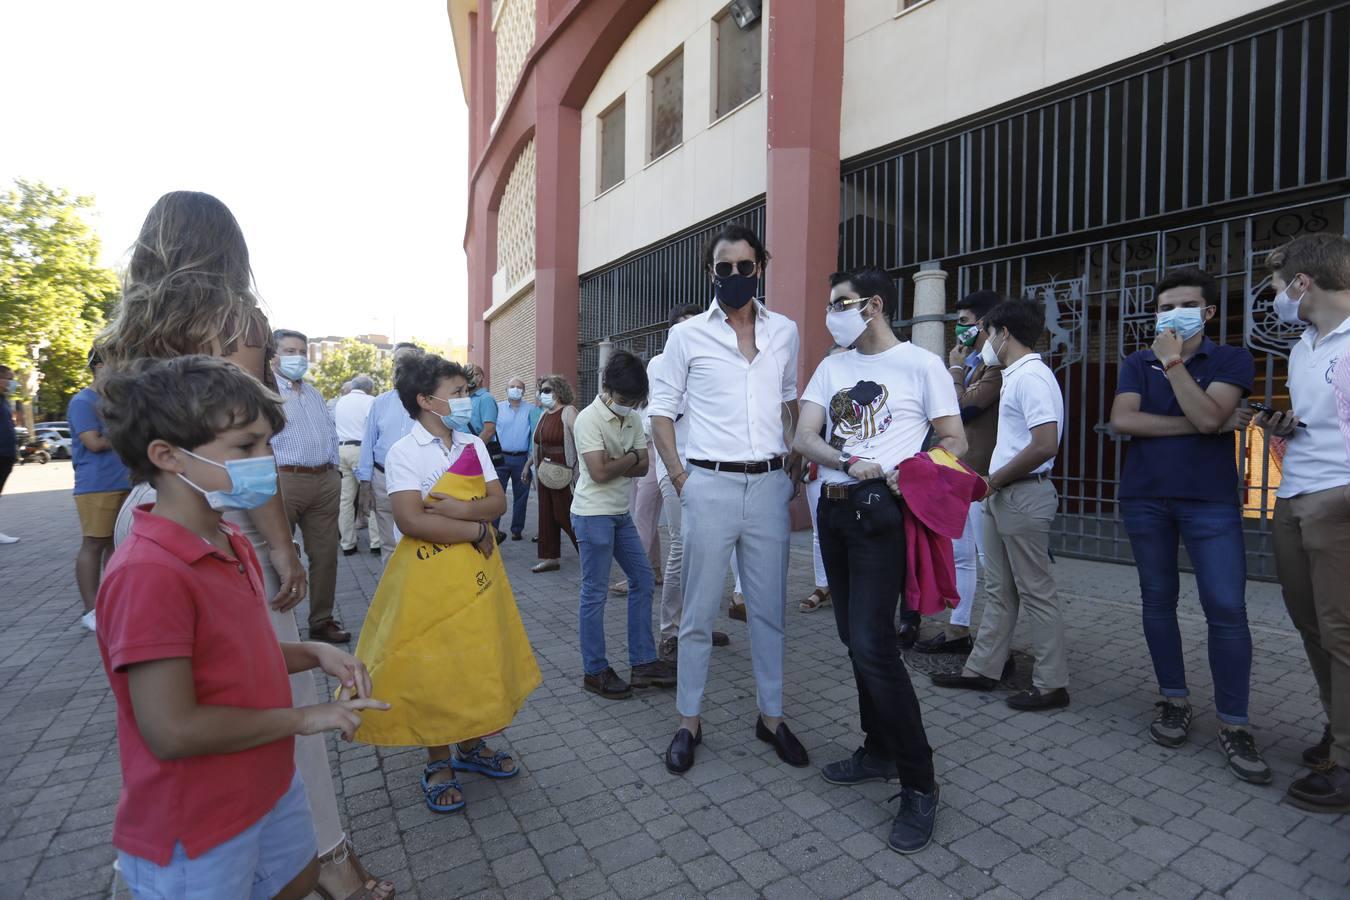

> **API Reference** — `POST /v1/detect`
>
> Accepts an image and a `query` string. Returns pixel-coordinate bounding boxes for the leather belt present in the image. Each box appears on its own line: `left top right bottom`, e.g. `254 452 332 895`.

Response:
278 464 333 475
339 440 361 446
688 457 784 475
502 450 529 456
820 478 889 502
821 482 853 501
373 462 385 473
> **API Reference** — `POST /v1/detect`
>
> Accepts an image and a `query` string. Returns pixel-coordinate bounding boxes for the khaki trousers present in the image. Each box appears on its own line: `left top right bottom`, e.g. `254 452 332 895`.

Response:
1274 486 1350 768
371 467 398 562
338 444 380 551
279 467 342 629
965 478 1069 691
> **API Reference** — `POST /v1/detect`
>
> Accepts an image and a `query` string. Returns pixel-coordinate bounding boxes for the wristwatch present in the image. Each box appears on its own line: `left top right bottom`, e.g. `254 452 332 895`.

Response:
837 452 853 471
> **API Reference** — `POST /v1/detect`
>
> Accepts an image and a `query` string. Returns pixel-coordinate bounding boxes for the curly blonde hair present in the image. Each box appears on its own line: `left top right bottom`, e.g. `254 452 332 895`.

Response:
97 191 267 364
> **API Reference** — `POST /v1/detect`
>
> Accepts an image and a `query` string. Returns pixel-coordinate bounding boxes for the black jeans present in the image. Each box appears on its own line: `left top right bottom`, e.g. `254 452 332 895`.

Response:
817 479 935 792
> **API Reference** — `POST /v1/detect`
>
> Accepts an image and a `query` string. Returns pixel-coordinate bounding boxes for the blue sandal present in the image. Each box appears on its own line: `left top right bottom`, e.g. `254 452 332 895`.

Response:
421 760 466 813
451 740 520 779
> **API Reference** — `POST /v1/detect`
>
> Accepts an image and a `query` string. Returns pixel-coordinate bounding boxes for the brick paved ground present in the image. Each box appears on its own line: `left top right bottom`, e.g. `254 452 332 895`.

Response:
1 461 1347 900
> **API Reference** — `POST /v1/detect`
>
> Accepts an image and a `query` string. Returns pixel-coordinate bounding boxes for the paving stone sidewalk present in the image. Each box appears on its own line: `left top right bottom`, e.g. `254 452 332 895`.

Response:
0 461 1346 900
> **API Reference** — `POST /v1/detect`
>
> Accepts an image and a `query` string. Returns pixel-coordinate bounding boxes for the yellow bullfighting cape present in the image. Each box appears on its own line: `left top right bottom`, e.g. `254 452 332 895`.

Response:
349 449 540 747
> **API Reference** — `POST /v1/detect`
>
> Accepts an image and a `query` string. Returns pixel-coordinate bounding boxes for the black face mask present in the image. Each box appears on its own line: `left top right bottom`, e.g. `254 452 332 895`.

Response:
714 273 758 310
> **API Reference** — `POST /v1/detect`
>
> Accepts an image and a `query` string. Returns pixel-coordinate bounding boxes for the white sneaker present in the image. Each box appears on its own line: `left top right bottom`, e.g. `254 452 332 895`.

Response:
81 610 97 633
0 533 18 544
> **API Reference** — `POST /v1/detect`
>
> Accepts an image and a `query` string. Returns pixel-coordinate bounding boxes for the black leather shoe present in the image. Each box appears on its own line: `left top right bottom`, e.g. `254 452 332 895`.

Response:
342 547 358 557
756 718 809 768
1006 687 1070 710
511 532 523 541
712 631 730 647
1303 725 1333 766
913 632 974 655
821 747 896 785
665 727 701 774
370 546 382 555
897 621 919 650
930 672 997 691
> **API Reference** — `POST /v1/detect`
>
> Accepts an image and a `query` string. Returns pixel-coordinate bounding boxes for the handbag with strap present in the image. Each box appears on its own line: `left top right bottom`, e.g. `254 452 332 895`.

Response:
536 459 573 490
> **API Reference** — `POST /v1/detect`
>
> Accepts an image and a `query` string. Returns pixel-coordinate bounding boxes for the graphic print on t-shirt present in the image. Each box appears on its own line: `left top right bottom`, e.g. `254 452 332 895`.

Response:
828 380 894 451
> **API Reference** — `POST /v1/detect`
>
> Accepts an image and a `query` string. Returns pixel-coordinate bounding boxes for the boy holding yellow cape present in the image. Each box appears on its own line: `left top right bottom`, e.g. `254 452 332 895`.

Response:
345 354 541 814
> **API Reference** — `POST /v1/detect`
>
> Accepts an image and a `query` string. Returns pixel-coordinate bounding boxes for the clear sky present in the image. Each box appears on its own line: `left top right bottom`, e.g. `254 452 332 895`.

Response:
0 0 468 348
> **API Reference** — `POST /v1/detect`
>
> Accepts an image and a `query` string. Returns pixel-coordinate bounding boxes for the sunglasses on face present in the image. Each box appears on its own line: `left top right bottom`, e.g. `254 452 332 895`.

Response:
826 295 873 313
712 260 757 279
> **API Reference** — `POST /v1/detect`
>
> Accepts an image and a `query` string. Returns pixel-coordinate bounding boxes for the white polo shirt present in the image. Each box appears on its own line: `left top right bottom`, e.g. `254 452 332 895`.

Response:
383 421 498 544
990 353 1064 475
648 301 800 463
1277 315 1350 499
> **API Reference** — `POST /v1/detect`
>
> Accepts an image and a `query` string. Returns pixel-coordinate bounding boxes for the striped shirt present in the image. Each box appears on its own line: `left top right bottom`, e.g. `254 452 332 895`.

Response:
271 378 339 467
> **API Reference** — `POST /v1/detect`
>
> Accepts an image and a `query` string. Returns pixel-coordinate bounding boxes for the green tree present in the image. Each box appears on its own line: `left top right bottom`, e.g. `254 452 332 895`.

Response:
0 179 121 420
312 339 393 399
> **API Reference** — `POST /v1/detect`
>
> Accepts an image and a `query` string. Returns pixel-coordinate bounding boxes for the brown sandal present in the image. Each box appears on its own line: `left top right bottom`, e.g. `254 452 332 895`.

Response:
314 840 395 900
799 588 831 613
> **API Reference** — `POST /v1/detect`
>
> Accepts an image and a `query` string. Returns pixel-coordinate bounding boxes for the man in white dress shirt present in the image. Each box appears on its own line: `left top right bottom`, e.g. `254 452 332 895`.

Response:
649 224 808 774
334 375 380 556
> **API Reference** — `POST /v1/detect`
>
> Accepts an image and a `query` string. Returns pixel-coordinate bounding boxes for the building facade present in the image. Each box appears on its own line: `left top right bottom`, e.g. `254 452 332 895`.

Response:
449 0 1350 576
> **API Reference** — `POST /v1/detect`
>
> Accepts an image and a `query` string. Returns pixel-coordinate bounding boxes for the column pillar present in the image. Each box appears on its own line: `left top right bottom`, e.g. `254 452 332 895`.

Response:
764 0 844 388
533 101 582 389
911 265 950 357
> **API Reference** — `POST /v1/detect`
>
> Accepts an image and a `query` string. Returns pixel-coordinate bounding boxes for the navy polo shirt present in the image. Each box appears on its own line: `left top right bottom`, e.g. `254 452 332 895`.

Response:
1117 338 1254 502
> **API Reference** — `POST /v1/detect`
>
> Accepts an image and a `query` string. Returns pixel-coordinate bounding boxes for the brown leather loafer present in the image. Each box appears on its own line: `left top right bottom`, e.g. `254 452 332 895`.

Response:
309 620 351 644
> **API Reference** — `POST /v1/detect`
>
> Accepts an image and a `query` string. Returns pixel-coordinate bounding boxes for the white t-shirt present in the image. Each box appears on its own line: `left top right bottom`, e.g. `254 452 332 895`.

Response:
382 421 498 544
802 342 959 485
1278 315 1350 499
990 353 1064 475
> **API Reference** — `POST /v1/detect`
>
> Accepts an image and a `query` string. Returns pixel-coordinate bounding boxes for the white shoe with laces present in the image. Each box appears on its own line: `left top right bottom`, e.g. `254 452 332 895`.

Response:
81 610 97 633
0 533 19 544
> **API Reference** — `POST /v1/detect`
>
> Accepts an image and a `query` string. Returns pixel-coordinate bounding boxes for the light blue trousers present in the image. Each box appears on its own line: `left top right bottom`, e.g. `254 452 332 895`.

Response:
676 466 792 718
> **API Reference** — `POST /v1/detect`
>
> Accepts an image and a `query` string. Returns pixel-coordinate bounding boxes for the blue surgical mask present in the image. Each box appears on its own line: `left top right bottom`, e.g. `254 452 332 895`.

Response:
278 356 309 381
507 387 524 402
178 449 278 511
434 395 474 432
1155 308 1207 340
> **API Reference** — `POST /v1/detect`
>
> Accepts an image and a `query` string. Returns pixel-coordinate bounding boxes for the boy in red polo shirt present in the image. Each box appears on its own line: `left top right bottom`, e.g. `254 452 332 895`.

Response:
96 356 389 900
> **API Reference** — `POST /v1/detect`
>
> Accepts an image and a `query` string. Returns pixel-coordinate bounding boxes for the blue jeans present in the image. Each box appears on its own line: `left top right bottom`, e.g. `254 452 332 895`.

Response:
572 512 657 676
495 452 531 536
1121 498 1252 725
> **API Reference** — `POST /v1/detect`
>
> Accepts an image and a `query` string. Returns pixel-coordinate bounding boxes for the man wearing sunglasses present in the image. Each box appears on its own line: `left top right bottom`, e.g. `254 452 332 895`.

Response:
649 224 807 775
793 267 966 854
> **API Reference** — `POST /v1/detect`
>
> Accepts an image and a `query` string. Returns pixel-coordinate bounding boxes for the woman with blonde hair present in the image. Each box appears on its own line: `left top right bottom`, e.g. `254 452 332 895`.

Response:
100 191 393 900
530 374 579 573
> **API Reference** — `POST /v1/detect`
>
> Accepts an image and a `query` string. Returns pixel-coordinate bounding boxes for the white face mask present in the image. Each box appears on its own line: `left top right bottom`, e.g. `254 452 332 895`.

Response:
605 395 634 417
539 391 557 409
980 333 1003 368
825 305 870 349
507 387 524 401
1273 276 1308 326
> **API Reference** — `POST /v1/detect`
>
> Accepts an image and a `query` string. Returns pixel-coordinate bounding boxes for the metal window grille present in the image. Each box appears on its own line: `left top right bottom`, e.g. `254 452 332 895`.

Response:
836 2 1350 579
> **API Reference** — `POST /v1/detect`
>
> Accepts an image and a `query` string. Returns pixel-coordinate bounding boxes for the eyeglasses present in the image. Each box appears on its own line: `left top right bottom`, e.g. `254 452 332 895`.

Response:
825 295 873 313
712 260 757 279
